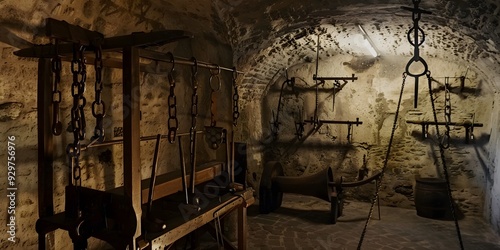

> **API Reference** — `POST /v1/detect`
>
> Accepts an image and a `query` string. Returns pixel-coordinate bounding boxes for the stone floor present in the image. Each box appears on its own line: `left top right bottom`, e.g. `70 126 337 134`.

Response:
244 194 500 250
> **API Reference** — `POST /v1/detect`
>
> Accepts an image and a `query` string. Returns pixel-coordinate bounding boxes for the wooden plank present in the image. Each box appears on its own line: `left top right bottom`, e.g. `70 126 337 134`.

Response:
123 46 142 243
150 189 254 248
14 30 192 58
140 163 222 204
238 204 248 250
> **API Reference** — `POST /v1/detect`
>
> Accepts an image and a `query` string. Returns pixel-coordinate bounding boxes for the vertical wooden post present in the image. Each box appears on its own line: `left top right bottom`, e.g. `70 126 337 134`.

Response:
37 58 54 250
122 46 142 247
238 205 247 250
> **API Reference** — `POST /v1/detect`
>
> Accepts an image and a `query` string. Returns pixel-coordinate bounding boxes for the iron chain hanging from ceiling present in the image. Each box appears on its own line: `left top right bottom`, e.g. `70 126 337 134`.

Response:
68 43 87 187
232 67 240 127
51 39 63 136
167 52 179 144
91 45 106 143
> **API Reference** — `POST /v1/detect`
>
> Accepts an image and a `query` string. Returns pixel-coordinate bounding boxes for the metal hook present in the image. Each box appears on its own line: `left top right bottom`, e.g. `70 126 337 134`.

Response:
190 57 198 75
166 52 175 72
209 65 221 92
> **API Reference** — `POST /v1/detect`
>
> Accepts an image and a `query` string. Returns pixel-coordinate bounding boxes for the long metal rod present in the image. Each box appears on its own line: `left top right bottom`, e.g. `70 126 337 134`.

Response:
313 75 358 81
178 136 189 205
146 134 162 217
82 131 204 150
304 119 363 125
189 132 198 195
139 49 244 74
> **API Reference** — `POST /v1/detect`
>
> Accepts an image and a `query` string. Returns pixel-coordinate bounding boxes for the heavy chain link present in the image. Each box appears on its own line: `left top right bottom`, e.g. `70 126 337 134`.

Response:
209 65 221 127
51 39 63 135
91 45 106 142
69 43 86 187
232 68 240 126
189 57 199 166
357 73 407 249
442 77 452 149
167 53 178 143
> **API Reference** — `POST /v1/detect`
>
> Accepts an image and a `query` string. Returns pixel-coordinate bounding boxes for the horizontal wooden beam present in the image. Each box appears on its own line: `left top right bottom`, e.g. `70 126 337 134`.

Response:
107 162 224 204
313 74 358 82
304 119 363 125
149 189 254 247
406 120 483 127
15 30 192 58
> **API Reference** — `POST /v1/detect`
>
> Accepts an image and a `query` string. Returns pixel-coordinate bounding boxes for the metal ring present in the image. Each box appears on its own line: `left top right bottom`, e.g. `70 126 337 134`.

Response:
406 27 425 47
405 57 428 77
209 75 221 92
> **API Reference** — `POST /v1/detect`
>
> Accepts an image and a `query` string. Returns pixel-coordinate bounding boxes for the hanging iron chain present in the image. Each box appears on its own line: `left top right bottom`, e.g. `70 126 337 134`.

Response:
91 45 106 142
442 77 452 149
189 57 199 162
357 73 407 249
69 43 86 187
51 39 63 135
209 65 221 127
232 68 240 126
167 53 178 144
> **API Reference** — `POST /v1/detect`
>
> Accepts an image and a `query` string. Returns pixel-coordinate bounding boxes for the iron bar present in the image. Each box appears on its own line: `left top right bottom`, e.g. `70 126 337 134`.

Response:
304 119 363 125
81 131 205 150
313 75 358 82
139 49 243 74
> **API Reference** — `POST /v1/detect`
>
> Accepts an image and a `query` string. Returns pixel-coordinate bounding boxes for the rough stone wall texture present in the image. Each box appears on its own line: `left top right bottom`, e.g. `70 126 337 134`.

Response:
0 1 234 249
244 54 493 219
2 0 500 248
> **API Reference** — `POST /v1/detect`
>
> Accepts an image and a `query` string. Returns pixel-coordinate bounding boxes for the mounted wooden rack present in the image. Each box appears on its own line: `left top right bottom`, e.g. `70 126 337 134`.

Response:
406 120 483 143
18 18 252 250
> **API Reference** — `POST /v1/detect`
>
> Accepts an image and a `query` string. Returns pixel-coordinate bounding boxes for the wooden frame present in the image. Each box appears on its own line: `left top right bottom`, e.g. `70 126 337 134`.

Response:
20 18 252 250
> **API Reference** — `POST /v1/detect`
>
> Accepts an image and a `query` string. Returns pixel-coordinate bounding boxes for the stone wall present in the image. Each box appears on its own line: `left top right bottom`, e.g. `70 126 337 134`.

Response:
243 54 493 218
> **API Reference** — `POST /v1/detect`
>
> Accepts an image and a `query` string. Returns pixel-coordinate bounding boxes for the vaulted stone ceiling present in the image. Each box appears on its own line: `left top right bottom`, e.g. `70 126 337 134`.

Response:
212 0 500 100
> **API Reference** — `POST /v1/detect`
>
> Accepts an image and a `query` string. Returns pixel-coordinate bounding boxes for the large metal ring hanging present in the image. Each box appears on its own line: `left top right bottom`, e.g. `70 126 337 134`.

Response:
407 27 425 47
209 65 221 92
405 57 428 77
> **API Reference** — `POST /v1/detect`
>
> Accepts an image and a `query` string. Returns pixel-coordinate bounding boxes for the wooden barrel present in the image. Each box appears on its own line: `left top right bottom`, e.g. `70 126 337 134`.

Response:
414 177 452 219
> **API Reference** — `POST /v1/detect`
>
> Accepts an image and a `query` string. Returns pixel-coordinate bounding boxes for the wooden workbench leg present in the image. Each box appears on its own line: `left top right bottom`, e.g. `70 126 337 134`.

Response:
123 46 142 247
37 58 54 250
238 205 247 250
